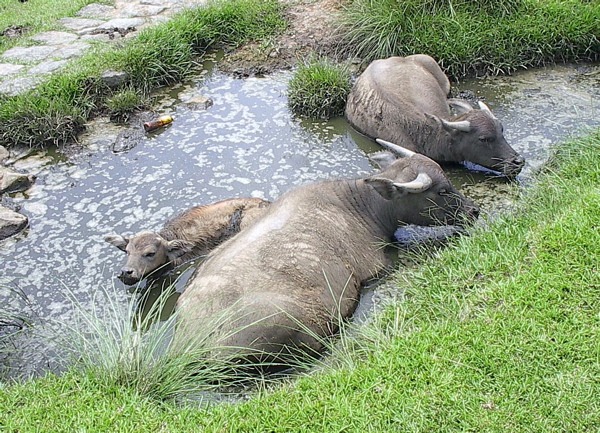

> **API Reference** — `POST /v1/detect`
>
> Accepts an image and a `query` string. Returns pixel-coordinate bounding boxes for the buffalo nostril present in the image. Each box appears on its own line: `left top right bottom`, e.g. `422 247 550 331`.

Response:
121 268 134 276
513 155 525 167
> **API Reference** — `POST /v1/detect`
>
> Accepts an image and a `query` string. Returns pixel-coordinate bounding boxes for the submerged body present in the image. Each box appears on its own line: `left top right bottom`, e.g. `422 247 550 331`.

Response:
345 54 524 177
177 148 479 367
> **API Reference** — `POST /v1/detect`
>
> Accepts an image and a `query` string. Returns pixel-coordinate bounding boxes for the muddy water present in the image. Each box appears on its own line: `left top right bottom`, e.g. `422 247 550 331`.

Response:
1 62 598 376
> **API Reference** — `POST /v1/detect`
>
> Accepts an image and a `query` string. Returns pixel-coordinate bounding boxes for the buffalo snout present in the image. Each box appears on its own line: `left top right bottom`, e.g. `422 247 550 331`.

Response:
464 201 480 222
118 267 141 286
505 155 525 178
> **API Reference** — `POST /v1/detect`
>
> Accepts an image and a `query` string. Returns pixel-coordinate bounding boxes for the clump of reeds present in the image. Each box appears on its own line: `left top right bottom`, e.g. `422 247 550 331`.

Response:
287 56 352 119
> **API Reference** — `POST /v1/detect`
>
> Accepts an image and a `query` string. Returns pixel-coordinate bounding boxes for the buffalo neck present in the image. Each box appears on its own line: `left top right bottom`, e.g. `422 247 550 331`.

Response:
331 179 403 240
406 116 456 163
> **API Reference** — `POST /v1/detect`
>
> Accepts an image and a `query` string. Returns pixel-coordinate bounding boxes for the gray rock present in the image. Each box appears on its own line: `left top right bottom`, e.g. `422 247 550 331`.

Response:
59 17 106 32
97 18 144 31
0 206 28 241
0 76 44 97
77 3 118 18
121 4 167 17
112 126 145 153
28 60 67 75
30 31 79 45
0 167 36 194
1 45 57 63
141 0 165 5
80 33 112 42
0 63 25 76
0 146 9 163
51 42 90 60
183 95 214 110
101 70 129 89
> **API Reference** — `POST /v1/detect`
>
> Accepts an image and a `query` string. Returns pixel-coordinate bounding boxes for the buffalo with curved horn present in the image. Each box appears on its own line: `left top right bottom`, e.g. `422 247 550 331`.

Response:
175 143 479 369
345 55 525 177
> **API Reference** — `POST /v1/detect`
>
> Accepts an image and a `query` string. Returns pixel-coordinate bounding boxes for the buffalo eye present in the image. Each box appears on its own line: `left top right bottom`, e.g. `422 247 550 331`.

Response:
479 136 494 143
144 251 156 258
438 188 449 196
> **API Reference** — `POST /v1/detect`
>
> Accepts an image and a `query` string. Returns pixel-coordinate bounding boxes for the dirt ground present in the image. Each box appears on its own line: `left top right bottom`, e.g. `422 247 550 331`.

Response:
219 0 346 76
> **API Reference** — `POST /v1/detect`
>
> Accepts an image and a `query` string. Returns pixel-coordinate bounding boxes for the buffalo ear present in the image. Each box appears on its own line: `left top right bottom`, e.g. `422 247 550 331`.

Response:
166 239 194 260
448 98 474 115
365 177 407 200
105 234 129 252
369 151 397 170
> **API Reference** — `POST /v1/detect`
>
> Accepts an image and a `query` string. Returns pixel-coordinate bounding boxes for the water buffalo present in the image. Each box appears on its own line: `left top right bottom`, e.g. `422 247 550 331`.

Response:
105 197 270 285
345 54 525 177
176 143 479 369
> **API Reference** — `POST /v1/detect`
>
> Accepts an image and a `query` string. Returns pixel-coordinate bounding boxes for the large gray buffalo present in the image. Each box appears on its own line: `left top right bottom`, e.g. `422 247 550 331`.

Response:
345 54 525 177
105 197 270 285
176 144 479 369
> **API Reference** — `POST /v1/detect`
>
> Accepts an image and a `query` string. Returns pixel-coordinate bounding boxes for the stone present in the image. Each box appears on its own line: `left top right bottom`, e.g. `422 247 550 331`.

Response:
0 206 28 241
97 18 144 31
28 60 67 75
0 76 44 97
1 45 57 63
80 33 112 42
30 31 79 45
183 95 214 110
51 42 90 60
0 63 25 76
0 167 36 194
77 3 118 18
121 4 167 17
59 17 106 32
112 126 145 153
0 146 9 163
101 70 129 89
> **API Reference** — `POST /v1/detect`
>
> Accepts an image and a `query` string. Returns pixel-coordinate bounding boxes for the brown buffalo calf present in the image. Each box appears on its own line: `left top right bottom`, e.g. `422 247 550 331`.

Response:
105 197 270 285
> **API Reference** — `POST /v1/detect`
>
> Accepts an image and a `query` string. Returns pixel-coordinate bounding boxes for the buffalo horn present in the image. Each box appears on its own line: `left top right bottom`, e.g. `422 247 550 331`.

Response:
478 101 497 119
394 173 432 193
441 119 471 132
375 138 416 158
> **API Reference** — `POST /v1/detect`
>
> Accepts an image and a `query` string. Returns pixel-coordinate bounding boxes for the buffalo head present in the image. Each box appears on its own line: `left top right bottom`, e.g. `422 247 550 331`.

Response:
371 139 480 227
430 101 525 178
105 231 193 285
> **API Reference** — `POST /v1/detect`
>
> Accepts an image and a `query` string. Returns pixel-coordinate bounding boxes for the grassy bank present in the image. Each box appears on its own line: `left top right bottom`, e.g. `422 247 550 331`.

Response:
0 0 286 148
337 0 600 78
1 129 598 431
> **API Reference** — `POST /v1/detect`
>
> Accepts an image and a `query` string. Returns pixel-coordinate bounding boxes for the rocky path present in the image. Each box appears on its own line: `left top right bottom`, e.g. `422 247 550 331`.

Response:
0 0 207 97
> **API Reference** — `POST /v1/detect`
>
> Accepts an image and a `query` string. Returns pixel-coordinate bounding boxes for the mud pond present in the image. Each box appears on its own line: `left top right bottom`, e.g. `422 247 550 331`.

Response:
1 60 599 377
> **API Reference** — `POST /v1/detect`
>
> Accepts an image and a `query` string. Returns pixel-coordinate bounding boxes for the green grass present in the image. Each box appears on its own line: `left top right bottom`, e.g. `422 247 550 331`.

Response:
105 87 149 122
0 0 109 54
337 0 600 78
1 129 598 432
0 0 286 148
287 56 352 119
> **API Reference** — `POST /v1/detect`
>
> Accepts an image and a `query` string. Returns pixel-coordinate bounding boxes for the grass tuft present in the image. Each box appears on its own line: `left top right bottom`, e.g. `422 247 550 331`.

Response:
105 88 149 123
287 56 352 119
52 283 257 403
